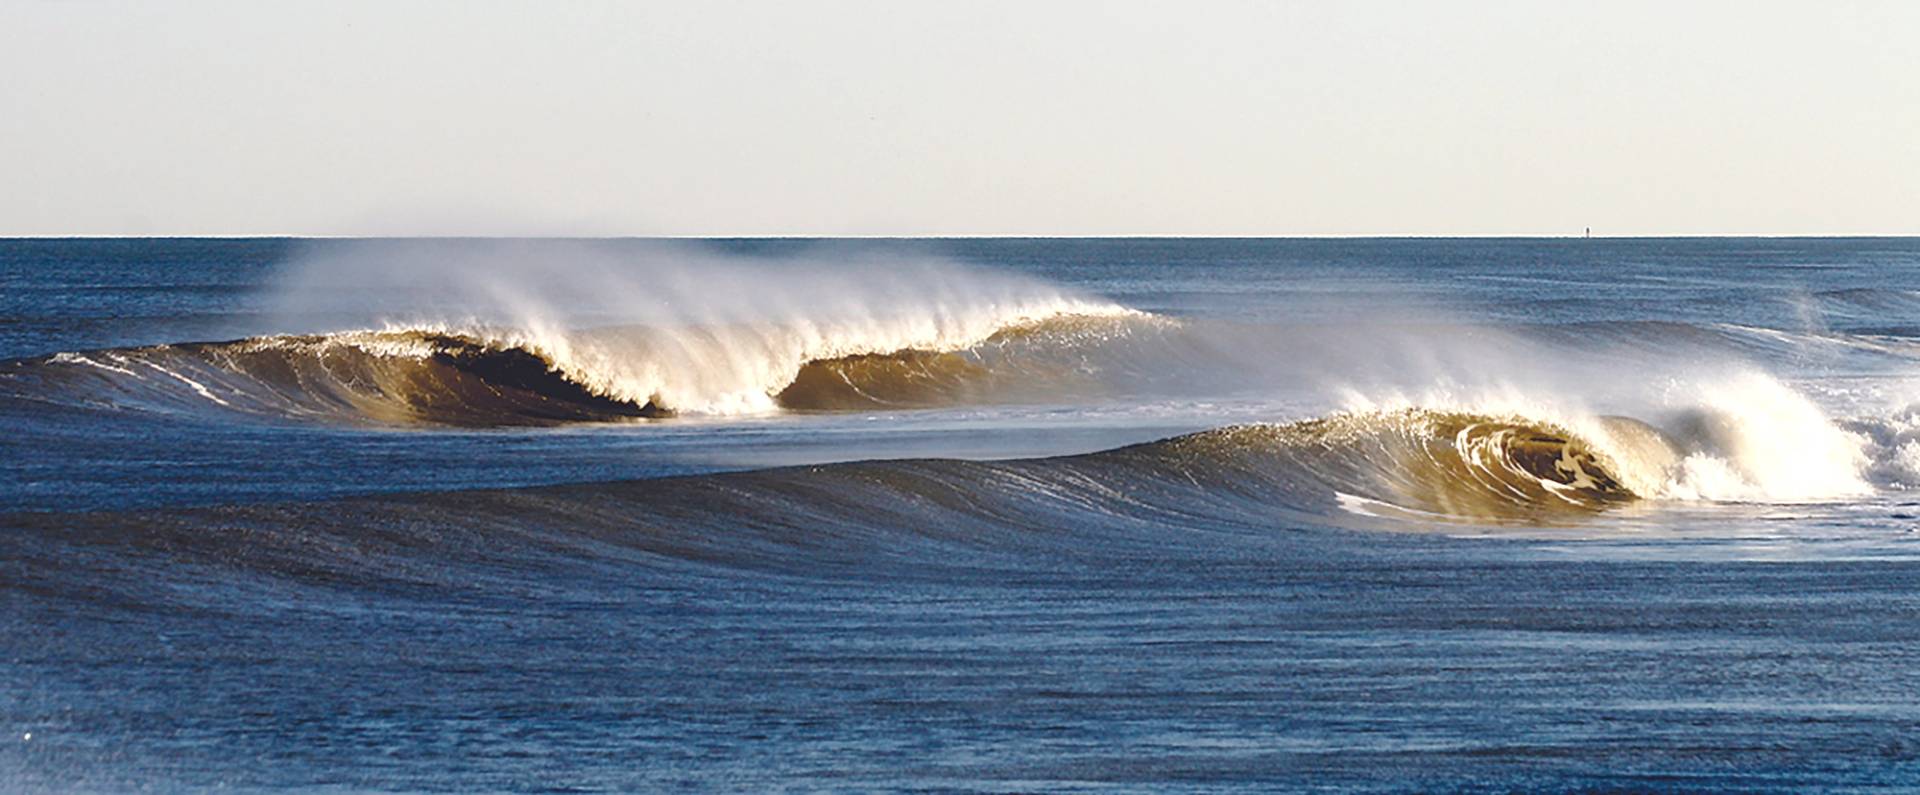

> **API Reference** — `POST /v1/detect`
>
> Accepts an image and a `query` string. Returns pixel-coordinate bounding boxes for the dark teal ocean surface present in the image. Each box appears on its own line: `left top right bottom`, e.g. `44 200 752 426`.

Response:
7 238 1920 791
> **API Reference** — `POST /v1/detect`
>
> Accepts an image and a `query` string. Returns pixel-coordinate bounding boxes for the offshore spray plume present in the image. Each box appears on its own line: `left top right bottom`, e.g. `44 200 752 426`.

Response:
263 239 1132 414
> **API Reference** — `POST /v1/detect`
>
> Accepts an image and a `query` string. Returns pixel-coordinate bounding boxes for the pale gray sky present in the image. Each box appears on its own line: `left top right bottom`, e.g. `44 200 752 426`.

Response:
3 0 1916 236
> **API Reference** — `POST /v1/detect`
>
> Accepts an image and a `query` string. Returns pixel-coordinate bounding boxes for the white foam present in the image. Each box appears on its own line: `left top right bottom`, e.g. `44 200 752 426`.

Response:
1653 372 1869 502
1341 369 1871 504
137 360 232 407
49 352 138 376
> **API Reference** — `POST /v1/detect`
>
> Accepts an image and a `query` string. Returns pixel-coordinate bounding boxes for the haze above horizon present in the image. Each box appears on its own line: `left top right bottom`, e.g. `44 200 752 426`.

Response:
3 1 1915 237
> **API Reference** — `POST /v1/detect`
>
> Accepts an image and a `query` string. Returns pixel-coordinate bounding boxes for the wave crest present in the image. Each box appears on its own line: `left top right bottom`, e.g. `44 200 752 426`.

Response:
7 307 1164 426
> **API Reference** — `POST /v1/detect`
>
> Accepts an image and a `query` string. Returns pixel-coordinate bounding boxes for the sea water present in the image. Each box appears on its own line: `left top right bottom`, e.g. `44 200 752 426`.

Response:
6 238 1920 791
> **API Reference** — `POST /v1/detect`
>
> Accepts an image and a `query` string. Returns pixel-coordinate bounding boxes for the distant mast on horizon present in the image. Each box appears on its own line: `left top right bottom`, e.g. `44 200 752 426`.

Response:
1585 227 1591 238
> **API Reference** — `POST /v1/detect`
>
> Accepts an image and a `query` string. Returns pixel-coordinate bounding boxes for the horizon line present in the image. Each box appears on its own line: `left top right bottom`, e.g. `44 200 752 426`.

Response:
5 232 1920 241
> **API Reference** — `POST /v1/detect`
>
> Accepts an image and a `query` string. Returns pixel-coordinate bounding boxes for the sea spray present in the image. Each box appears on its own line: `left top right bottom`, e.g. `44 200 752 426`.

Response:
264 240 1139 414
1337 369 1870 504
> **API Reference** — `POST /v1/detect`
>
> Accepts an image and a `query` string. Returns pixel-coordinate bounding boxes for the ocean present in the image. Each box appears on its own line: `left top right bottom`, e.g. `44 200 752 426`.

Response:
6 237 1920 791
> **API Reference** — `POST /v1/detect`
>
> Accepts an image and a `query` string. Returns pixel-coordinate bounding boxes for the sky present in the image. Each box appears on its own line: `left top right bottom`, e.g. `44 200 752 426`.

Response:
2 0 1916 236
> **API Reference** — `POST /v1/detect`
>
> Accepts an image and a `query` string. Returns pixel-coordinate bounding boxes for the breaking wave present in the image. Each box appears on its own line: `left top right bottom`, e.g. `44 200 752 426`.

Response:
1 317 1890 513
1098 402 1859 525
3 404 1878 588
1135 412 1656 523
3 307 1167 426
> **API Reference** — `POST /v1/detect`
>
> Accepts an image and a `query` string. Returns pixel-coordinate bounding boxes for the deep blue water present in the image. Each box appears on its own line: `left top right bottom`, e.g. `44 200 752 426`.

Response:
7 238 1920 791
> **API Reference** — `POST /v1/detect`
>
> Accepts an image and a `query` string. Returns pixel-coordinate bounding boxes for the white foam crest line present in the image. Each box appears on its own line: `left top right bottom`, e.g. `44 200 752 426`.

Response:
49 352 139 376
1334 491 1453 521
231 330 449 359
136 360 232 407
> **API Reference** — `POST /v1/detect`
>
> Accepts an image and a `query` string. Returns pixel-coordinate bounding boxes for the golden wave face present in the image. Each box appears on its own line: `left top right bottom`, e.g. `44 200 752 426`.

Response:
1141 410 1655 525
15 331 660 427
317 333 663 424
196 331 664 426
12 313 1164 426
778 350 997 411
776 314 1149 411
1376 414 1637 519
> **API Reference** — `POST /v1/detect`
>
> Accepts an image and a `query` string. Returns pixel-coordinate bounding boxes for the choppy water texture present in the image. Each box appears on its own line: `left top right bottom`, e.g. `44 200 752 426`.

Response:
7 238 1920 791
